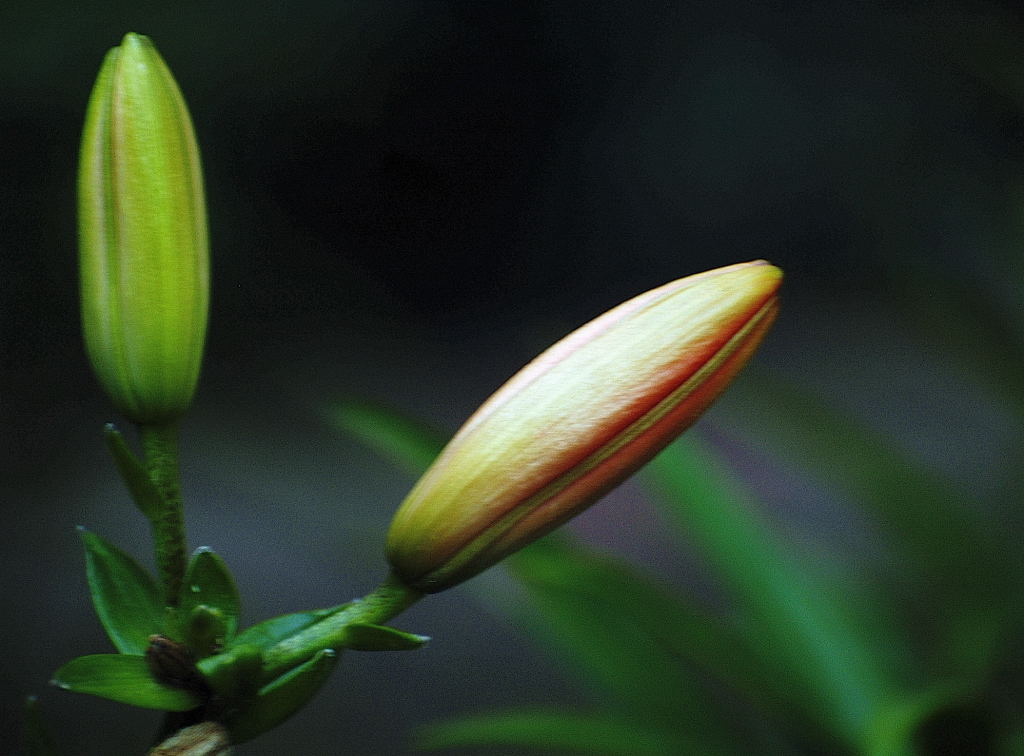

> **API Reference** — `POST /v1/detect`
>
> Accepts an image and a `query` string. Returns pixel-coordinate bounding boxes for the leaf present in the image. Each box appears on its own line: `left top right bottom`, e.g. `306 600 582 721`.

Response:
181 605 229 660
178 547 240 642
863 681 972 756
340 623 429 651
225 648 338 743
717 373 1019 686
51 654 201 711
103 423 165 520
196 644 263 700
641 435 892 748
720 373 1012 605
506 537 789 729
419 710 701 756
229 605 347 651
24 696 60 756
325 399 445 476
502 536 735 749
80 528 165 654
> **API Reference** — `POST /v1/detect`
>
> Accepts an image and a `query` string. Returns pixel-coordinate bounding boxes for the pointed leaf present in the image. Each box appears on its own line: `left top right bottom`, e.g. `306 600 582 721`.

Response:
506 537 789 728
718 374 1020 686
502 536 733 747
229 605 347 651
340 623 429 651
419 710 702 756
24 696 60 756
721 374 1012 605
179 547 240 642
642 435 892 747
182 604 230 660
103 423 164 520
326 400 444 476
51 654 201 711
197 644 263 700
80 528 165 654
225 648 338 743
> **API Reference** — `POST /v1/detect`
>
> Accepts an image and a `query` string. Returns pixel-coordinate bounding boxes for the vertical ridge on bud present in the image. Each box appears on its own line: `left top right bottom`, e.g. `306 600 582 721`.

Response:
386 261 782 592
79 33 209 424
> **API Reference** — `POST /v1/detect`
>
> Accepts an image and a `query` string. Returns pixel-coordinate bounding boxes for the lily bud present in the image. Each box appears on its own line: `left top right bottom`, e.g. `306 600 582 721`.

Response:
78 33 209 424
387 260 782 593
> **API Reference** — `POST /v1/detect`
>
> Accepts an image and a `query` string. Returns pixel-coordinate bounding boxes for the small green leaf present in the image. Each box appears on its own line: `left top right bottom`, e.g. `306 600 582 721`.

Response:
183 605 229 659
326 400 445 476
103 423 164 520
51 654 201 711
80 528 164 654
24 696 60 756
179 548 240 643
228 605 347 651
197 644 263 700
419 710 700 756
225 648 339 743
340 623 429 651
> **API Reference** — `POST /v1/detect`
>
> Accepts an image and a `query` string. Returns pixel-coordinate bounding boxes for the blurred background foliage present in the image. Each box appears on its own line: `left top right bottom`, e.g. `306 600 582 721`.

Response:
2 1 1022 753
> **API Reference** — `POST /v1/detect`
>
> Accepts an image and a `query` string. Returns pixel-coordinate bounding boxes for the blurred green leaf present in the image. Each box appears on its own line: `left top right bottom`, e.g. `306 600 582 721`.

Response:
722 374 1012 604
502 535 735 749
51 654 201 711
419 710 700 756
506 537 803 734
864 681 971 756
340 622 429 651
103 423 165 521
642 435 892 748
24 696 60 756
326 399 444 476
178 547 240 643
229 605 346 651
718 373 1018 687
225 648 338 744
79 528 164 655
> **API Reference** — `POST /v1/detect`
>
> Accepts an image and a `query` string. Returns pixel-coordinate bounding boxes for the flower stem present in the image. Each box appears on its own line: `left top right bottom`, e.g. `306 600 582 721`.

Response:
139 422 188 606
260 574 423 680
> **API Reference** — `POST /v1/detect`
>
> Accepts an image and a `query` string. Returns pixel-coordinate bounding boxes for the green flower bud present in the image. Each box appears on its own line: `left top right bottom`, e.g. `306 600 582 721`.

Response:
387 260 782 593
78 33 209 424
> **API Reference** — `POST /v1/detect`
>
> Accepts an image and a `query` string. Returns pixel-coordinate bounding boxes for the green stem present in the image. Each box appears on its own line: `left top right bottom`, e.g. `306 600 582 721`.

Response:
139 421 188 606
260 574 423 680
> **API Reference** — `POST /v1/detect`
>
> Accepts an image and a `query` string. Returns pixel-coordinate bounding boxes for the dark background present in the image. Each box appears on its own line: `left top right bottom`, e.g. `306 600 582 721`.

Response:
3 2 1022 753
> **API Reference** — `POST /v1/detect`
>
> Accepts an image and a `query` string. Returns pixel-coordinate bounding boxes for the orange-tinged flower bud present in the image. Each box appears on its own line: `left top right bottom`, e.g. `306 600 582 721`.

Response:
386 260 782 592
